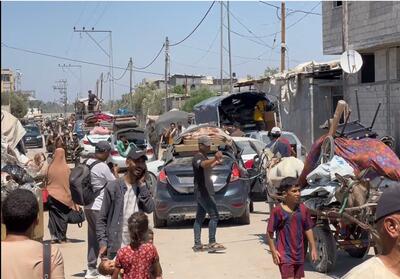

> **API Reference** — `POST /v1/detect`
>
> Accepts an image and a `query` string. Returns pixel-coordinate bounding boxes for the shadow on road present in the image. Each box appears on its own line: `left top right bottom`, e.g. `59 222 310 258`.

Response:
71 272 85 278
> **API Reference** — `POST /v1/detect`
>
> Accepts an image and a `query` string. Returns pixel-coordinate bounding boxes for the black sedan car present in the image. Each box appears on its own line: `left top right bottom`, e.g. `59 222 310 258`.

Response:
23 125 43 148
153 142 250 228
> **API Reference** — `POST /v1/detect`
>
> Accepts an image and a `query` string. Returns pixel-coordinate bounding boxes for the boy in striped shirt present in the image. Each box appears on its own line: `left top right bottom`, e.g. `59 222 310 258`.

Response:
267 177 318 279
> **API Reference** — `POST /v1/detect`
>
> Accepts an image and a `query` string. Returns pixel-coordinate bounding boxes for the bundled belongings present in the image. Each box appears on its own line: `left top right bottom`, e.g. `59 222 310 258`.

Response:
90 126 111 135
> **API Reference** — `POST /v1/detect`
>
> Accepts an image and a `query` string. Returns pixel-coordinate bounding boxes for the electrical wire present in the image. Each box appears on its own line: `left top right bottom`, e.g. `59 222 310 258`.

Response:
259 1 322 16
1 43 164 76
133 43 165 70
224 24 273 48
110 63 130 81
224 3 273 48
170 1 216 47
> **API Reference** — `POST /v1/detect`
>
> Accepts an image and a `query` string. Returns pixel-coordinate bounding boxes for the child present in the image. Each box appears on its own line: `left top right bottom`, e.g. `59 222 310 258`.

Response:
112 213 162 279
98 229 157 277
266 177 318 279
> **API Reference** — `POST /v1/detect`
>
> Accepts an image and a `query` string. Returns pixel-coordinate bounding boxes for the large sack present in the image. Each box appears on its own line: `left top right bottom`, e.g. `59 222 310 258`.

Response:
268 156 304 189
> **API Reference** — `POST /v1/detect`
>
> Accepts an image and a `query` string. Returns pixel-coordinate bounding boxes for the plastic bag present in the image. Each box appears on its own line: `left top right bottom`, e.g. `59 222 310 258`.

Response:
1 164 34 185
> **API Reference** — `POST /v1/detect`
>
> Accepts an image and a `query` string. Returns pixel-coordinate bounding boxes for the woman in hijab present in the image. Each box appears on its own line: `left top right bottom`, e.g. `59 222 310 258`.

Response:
46 147 73 243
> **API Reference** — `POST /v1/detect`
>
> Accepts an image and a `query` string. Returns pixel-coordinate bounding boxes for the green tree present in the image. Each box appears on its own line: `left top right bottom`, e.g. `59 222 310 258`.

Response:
172 85 185 95
262 66 279 78
182 88 216 112
1 92 28 118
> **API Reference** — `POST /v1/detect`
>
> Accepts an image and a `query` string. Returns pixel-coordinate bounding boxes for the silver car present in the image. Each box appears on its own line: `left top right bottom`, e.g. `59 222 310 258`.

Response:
246 130 307 161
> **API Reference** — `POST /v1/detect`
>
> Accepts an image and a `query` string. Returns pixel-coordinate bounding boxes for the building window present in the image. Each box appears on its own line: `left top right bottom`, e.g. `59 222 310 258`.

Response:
361 54 375 83
1 74 10 82
333 1 342 8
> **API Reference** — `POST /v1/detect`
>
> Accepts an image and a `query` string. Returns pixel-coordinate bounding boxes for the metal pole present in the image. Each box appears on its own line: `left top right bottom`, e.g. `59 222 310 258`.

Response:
227 1 233 93
110 31 115 107
310 77 314 144
280 1 286 73
164 36 169 112
100 73 104 101
129 57 133 112
220 1 224 94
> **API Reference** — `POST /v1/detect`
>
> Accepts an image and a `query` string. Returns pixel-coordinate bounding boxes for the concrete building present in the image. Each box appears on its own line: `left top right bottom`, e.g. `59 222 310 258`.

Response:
322 1 400 152
1 69 15 93
235 61 343 150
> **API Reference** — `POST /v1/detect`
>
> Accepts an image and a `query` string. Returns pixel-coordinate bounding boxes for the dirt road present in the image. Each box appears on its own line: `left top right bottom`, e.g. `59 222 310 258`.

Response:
29 147 372 279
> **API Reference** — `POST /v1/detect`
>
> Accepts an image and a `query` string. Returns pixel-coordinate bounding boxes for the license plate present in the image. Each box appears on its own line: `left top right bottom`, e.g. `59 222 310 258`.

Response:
179 177 193 183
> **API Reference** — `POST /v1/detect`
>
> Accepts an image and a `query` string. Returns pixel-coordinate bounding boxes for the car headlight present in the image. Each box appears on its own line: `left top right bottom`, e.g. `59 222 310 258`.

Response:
37 135 42 139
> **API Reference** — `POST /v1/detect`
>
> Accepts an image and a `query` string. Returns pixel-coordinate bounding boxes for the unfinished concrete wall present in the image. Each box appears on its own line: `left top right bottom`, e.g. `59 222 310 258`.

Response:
322 1 400 55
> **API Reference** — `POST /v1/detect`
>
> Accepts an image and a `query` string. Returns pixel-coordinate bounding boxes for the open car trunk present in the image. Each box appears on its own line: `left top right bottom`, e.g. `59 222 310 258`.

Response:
193 92 273 131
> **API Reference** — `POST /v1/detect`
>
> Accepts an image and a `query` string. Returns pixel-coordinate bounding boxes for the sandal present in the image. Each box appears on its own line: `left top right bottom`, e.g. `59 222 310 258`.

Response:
192 244 207 252
207 242 226 252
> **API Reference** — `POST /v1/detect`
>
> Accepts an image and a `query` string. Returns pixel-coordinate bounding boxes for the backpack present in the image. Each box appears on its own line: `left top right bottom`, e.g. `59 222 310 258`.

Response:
69 160 102 206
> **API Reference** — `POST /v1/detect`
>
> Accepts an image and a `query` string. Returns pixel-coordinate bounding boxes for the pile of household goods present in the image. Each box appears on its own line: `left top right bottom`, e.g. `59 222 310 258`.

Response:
83 112 137 134
174 125 233 153
1 110 44 240
298 100 400 215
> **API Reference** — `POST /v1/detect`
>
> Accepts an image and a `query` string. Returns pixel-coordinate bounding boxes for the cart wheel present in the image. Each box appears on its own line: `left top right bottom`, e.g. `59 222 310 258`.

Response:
309 225 337 273
318 136 335 164
345 231 370 258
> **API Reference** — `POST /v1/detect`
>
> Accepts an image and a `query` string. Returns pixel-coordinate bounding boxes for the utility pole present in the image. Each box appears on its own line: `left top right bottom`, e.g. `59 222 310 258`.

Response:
96 79 99 97
100 73 104 101
164 36 170 112
58 63 82 97
341 1 349 102
129 57 133 111
280 1 286 73
220 1 224 95
53 80 68 117
227 1 233 93
73 27 113 106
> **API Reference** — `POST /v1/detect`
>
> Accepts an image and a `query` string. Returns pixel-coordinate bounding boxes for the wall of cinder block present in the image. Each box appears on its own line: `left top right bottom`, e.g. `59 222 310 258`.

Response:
322 1 400 55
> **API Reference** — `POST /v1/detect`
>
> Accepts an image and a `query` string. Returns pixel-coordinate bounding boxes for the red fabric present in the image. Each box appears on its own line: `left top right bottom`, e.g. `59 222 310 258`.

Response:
267 204 313 264
42 188 49 204
279 263 305 279
115 243 158 279
298 135 400 188
244 159 254 169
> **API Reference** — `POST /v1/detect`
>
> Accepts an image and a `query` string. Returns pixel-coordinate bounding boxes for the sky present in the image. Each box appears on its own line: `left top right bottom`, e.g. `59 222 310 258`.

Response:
1 1 338 103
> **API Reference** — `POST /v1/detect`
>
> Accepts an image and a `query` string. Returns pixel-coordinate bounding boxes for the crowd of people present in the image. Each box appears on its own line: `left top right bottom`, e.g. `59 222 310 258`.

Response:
2 115 400 279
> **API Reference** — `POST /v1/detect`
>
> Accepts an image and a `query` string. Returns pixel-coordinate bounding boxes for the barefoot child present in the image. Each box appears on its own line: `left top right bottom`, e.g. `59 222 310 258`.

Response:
112 212 162 279
266 177 318 279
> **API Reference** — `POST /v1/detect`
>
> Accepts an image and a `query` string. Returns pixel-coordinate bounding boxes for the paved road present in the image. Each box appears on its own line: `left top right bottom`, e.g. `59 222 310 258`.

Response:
27 147 373 279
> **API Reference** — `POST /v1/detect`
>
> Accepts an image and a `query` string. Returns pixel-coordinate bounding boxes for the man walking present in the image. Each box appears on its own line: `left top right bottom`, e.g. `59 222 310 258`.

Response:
192 136 226 252
97 147 154 259
84 141 119 279
266 127 292 158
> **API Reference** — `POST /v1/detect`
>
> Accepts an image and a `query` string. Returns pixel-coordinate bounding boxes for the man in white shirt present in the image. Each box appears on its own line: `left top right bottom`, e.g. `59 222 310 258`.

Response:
84 141 118 279
342 184 400 279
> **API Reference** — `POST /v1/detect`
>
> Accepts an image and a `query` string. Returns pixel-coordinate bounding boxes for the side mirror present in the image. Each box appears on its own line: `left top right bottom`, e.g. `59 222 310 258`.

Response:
157 165 163 172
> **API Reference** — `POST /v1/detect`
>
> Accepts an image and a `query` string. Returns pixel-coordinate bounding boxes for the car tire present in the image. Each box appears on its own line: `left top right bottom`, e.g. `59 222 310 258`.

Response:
234 200 250 225
153 212 167 228
249 201 254 213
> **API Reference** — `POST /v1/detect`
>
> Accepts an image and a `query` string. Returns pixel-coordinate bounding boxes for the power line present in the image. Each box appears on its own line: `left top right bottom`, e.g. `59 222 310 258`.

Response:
286 2 321 29
224 24 273 48
170 1 216 47
111 62 130 80
1 43 164 76
224 3 273 48
259 1 321 16
133 43 165 70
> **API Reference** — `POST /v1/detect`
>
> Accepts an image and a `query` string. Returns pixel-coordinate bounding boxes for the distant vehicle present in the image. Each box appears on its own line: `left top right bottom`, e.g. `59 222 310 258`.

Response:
23 124 43 149
246 130 307 161
108 127 155 171
153 130 251 228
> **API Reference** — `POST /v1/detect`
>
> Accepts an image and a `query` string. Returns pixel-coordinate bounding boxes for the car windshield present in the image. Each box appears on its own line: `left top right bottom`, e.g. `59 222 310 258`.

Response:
235 141 259 155
24 126 40 134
